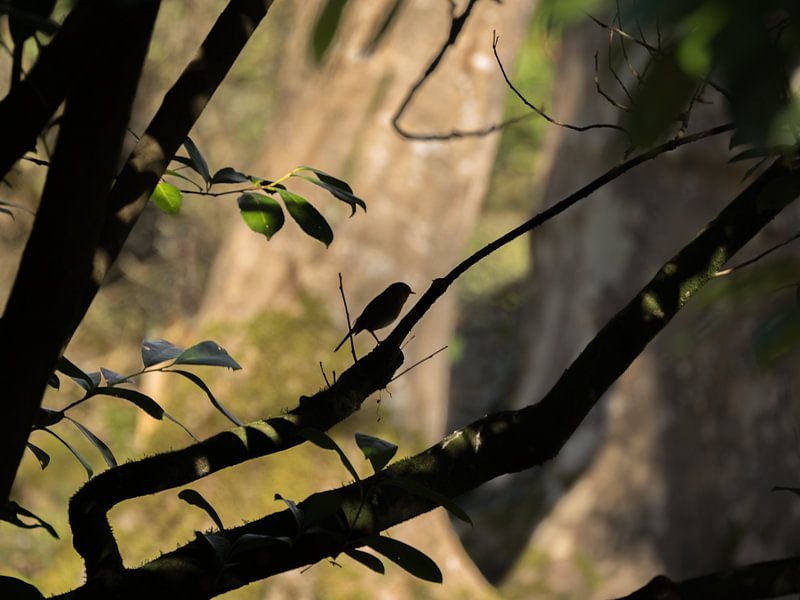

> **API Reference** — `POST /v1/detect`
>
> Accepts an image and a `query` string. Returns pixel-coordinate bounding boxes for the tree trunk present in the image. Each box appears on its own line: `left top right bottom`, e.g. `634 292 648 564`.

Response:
451 18 800 597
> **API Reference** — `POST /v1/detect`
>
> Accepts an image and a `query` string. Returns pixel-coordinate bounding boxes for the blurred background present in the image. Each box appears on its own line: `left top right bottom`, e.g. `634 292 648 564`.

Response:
3 0 800 598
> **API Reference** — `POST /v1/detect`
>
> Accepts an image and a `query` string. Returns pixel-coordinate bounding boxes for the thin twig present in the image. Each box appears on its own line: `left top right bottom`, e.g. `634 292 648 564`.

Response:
714 231 800 277
319 361 331 388
338 273 358 363
594 51 631 111
389 346 448 382
494 32 630 137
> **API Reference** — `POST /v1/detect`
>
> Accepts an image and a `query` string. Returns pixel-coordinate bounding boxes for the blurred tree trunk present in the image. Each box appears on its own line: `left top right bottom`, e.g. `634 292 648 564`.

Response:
200 0 535 438
195 1 536 597
450 18 800 598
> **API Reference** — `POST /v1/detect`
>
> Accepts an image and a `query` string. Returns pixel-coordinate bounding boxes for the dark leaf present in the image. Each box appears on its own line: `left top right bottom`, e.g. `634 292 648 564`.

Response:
293 174 365 216
168 369 242 426
212 167 250 184
238 192 285 240
1 500 58 538
65 416 117 469
198 532 230 565
345 549 385 574
297 166 366 212
275 493 304 530
56 356 97 390
100 367 130 386
278 189 333 247
179 489 224 531
25 442 50 469
355 432 397 473
0 575 44 599
34 407 62 428
298 428 360 482
365 535 442 583
382 476 472 525
163 411 199 441
183 136 211 184
8 0 58 43
302 491 344 527
174 340 242 370
151 182 182 214
41 428 93 479
47 372 59 389
230 533 291 559
89 386 164 420
729 145 794 163
141 339 184 368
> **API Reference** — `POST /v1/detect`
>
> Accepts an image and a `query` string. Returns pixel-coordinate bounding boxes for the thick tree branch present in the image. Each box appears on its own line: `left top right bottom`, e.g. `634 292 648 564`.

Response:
61 157 800 599
617 556 800 600
0 0 160 508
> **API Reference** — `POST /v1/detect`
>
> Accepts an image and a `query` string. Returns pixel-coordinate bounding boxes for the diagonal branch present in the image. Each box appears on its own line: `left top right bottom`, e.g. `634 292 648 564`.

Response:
58 159 800 599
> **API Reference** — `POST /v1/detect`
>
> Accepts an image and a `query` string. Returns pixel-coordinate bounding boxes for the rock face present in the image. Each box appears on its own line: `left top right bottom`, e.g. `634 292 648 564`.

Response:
449 18 800 598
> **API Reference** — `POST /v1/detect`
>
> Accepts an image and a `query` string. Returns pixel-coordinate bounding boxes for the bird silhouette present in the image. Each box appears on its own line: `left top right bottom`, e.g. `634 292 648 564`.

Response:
334 282 415 351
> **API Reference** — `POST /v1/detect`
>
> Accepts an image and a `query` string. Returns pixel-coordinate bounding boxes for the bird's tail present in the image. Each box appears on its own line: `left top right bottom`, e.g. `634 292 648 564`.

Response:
333 331 351 352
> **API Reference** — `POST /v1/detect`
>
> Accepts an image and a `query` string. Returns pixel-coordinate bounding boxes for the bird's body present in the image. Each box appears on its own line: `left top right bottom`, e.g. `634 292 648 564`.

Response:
334 282 414 351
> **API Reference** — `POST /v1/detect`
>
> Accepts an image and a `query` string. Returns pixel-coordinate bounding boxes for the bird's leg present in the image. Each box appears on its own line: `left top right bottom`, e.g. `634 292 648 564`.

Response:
369 330 381 344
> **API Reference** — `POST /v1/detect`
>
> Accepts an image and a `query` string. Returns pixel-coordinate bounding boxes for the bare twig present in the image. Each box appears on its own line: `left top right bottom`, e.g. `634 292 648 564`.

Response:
494 32 630 137
714 231 800 277
594 51 631 111
389 345 448 382
319 361 331 388
338 273 358 362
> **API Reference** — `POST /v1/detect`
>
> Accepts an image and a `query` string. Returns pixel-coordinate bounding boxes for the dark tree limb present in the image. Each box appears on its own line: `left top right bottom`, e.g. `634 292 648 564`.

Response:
616 556 800 600
0 0 161 509
62 155 800 598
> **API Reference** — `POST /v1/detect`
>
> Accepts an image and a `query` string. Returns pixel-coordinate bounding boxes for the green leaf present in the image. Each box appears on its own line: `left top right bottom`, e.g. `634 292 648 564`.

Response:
345 549 385 574
65 416 117 469
298 428 360 483
179 489 224 531
278 189 333 247
302 491 344 527
238 192 285 240
1 500 58 538
0 575 44 599
41 428 93 479
151 181 182 214
212 167 249 184
25 442 50 469
168 369 242 426
364 535 442 583
355 432 397 473
382 476 472 526
141 339 184 367
89 386 164 420
100 367 130 386
275 493 304 530
56 356 97 390
174 340 242 370
183 136 211 184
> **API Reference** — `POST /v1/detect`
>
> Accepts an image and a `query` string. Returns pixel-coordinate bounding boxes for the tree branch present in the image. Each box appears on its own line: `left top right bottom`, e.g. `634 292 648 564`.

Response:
63 155 800 598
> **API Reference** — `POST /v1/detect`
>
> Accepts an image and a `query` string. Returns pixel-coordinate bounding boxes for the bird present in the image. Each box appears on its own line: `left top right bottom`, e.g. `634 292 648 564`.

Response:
334 282 415 351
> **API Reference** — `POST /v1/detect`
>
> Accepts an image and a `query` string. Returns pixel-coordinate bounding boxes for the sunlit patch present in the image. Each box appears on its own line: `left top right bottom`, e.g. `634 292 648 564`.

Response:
441 430 463 449
193 455 211 476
